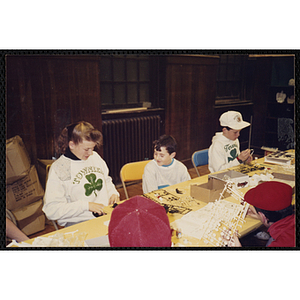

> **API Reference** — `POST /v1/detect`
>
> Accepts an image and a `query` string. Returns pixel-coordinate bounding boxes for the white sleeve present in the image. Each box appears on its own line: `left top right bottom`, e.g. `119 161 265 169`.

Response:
180 163 191 181
101 159 120 198
142 162 158 194
183 169 191 181
42 165 88 221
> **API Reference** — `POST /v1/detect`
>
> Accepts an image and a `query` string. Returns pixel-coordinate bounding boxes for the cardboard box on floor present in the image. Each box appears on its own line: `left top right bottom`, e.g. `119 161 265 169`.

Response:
190 178 229 203
11 199 45 236
6 165 45 211
6 135 31 185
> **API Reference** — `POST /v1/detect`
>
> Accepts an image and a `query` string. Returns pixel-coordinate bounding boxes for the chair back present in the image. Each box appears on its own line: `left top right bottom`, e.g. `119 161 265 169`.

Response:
120 160 151 199
191 149 209 177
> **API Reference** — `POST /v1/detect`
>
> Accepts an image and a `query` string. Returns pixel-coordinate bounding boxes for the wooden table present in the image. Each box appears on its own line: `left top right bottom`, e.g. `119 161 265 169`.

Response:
163 155 295 246
13 154 295 247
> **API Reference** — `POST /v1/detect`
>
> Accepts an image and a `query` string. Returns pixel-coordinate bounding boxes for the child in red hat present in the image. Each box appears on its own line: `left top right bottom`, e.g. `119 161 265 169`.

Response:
227 181 295 247
108 196 172 247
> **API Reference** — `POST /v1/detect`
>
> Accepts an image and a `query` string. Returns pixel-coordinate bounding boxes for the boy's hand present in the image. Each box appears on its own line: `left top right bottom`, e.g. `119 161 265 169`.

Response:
246 205 261 220
245 154 253 164
238 149 252 163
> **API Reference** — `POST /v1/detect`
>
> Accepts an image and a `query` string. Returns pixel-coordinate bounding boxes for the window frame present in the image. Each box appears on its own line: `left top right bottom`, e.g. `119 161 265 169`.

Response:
99 55 152 110
215 54 252 106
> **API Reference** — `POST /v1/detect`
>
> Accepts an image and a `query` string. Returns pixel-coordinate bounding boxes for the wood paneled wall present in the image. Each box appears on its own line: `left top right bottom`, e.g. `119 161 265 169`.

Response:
6 54 278 180
6 55 103 164
164 56 219 162
250 57 273 151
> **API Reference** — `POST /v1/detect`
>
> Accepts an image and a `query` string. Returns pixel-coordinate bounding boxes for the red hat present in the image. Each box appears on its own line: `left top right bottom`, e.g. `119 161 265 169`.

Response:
108 196 172 247
244 181 293 211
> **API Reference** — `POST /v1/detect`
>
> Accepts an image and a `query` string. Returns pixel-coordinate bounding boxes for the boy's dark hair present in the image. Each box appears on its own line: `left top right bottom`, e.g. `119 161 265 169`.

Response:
153 135 177 154
220 126 233 132
255 205 294 223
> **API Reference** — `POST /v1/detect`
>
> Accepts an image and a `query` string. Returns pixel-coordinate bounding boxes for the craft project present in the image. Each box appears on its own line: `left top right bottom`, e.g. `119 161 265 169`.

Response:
7 230 88 247
264 150 295 165
236 163 265 174
172 181 249 247
276 91 286 103
144 189 201 215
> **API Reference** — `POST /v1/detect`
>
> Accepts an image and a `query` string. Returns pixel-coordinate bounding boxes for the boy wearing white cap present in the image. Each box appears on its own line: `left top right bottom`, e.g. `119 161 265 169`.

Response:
208 111 253 173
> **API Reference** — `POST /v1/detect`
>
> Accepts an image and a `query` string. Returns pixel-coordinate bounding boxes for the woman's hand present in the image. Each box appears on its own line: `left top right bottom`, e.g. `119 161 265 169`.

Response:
108 194 120 205
88 202 105 215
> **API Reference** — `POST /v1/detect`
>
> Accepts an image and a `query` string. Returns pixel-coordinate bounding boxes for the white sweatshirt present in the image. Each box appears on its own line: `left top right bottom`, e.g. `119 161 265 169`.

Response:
208 132 240 173
142 159 191 194
42 151 119 226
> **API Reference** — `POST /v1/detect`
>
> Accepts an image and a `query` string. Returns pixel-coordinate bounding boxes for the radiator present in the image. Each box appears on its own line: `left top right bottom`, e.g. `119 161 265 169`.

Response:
102 115 161 184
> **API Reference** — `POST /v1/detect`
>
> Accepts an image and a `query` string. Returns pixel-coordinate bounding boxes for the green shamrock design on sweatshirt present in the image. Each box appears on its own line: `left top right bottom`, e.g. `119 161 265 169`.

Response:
84 173 103 196
228 148 237 162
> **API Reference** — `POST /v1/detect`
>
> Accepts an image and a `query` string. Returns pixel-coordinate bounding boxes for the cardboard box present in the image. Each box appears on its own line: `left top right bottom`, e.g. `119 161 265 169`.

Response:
209 170 249 188
36 159 55 190
6 165 44 211
6 135 31 185
11 199 45 236
190 178 228 203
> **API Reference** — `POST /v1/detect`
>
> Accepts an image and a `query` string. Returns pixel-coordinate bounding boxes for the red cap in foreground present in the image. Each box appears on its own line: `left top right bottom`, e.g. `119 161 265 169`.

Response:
108 196 172 247
244 181 293 211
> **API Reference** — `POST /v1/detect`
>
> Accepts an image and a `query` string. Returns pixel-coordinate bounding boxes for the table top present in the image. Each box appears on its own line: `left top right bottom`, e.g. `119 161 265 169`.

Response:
14 153 295 248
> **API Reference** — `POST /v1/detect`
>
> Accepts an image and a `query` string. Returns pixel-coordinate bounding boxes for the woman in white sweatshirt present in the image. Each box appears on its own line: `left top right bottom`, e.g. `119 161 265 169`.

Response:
208 111 253 173
42 121 119 227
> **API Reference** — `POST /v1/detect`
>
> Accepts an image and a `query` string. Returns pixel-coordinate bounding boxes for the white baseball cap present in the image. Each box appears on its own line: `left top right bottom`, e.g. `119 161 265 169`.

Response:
219 111 250 130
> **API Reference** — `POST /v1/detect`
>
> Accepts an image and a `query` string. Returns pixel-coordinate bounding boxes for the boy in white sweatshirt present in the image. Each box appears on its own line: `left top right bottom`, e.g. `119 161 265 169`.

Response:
142 135 191 193
42 121 119 227
208 111 253 173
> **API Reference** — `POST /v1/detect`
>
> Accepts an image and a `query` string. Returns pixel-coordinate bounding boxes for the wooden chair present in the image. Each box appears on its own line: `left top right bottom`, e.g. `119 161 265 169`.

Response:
120 160 151 199
191 149 209 177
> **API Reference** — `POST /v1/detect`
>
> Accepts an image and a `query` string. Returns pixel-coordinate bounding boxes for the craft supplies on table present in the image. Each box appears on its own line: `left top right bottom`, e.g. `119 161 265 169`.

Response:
264 150 295 165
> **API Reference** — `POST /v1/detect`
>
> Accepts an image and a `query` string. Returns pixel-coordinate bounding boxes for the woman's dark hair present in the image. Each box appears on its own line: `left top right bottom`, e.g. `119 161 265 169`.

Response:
255 205 294 223
153 135 177 154
56 121 103 155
